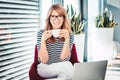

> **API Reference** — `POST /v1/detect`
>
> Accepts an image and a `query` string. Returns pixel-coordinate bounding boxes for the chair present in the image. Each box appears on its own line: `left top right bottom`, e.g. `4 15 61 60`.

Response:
29 43 79 80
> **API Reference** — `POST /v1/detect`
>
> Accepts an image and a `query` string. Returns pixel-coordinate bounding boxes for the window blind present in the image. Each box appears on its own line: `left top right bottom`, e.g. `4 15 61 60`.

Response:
0 0 39 80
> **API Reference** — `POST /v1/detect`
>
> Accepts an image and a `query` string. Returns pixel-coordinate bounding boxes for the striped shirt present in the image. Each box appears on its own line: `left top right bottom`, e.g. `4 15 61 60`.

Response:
37 30 74 64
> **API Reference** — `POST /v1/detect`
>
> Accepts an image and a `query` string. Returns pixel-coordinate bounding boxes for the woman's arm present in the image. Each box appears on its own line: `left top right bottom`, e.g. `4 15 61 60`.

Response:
38 30 52 63
38 40 49 63
60 38 70 60
59 29 71 60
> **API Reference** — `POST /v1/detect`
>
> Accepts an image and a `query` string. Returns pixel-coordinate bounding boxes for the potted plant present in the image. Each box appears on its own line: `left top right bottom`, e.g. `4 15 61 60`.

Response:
95 7 118 28
66 4 85 62
93 7 118 43
91 7 118 61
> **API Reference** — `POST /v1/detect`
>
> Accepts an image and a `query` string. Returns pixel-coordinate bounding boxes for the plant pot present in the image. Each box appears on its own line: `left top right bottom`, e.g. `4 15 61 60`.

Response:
90 28 114 61
74 33 85 62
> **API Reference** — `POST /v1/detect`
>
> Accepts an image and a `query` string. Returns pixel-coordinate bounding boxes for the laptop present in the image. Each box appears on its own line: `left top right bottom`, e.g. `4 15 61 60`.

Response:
72 60 108 80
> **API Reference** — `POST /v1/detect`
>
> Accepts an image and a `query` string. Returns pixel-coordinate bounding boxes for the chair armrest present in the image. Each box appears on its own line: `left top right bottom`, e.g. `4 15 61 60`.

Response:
70 43 79 64
29 62 45 80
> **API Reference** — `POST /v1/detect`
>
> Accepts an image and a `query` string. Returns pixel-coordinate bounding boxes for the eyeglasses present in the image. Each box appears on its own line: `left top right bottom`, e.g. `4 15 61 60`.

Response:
50 15 63 21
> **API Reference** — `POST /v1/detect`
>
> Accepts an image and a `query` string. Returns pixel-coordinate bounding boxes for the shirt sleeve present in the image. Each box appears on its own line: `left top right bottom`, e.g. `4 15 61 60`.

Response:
37 30 43 51
37 30 43 63
70 33 74 51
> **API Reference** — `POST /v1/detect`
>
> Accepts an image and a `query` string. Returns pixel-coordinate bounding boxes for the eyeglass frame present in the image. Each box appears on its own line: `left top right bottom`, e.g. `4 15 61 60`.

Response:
50 15 64 21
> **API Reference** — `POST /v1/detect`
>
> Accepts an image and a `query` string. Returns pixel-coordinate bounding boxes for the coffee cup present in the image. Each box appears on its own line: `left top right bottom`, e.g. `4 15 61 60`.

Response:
51 29 60 38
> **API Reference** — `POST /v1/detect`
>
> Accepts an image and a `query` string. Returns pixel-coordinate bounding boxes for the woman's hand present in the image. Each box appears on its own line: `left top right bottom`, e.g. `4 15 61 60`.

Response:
41 30 52 41
59 29 69 40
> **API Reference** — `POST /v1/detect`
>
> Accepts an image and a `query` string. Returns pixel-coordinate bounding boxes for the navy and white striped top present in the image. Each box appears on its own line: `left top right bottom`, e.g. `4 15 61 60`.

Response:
37 30 74 64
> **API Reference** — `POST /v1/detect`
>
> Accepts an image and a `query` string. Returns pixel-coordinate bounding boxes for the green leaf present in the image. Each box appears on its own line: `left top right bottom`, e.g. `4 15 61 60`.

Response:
66 4 85 34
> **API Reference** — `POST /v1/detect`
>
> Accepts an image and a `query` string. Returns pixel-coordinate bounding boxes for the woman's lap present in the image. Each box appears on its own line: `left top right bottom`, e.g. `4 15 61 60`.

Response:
37 61 73 79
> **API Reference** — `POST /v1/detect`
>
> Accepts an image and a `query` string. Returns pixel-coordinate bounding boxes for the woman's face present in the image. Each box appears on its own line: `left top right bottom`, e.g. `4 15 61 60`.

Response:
50 10 64 29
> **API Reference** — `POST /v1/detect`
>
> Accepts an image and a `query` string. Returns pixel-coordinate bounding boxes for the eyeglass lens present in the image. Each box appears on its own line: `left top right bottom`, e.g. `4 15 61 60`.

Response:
50 15 63 20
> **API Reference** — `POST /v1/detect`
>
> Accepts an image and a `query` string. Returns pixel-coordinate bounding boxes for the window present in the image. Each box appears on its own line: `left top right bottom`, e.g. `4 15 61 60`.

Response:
0 0 40 79
87 0 99 61
64 0 81 15
40 0 52 29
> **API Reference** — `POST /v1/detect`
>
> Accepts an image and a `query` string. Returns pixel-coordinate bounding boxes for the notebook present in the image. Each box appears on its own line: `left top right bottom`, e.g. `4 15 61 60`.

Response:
72 60 108 80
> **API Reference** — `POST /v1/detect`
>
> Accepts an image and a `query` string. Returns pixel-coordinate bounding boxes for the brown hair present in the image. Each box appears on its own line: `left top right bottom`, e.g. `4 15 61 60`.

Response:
44 4 72 43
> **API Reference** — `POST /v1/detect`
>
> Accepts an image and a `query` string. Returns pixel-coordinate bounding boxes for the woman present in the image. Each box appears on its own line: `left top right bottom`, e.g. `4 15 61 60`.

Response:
37 4 74 79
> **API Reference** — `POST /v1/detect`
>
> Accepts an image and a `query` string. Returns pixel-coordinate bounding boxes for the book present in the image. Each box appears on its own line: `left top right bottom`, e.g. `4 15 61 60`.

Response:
115 53 120 59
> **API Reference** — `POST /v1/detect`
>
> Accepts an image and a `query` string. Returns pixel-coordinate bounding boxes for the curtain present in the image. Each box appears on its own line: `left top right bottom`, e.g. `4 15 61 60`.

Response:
0 0 40 79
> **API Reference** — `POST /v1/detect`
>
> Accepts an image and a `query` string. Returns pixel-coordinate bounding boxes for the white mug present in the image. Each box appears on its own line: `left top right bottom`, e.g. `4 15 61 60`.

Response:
51 29 60 38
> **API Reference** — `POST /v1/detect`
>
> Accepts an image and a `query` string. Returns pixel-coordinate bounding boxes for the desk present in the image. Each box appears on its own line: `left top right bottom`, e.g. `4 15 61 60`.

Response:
105 66 120 80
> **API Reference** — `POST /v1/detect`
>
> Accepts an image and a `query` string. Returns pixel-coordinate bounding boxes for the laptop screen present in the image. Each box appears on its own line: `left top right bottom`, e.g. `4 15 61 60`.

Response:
72 60 108 80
